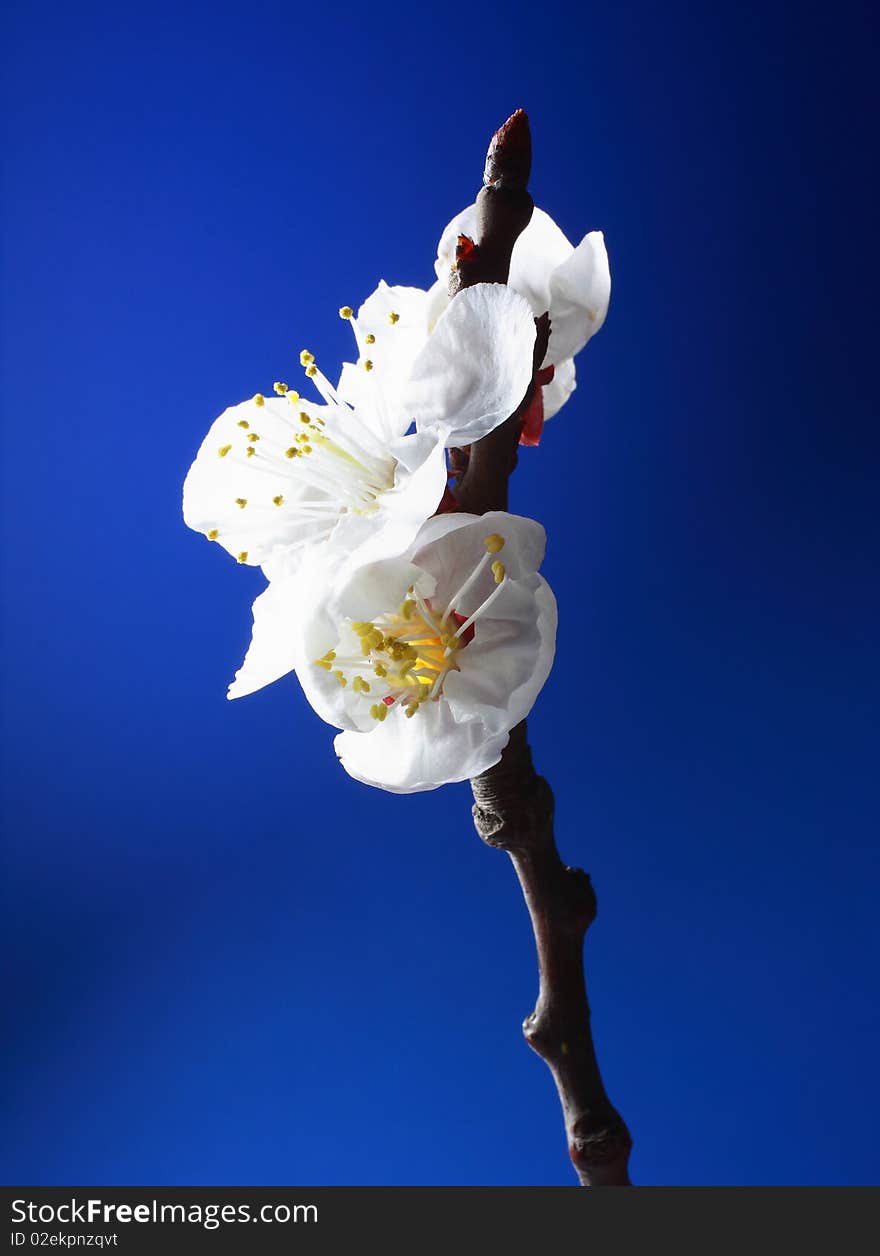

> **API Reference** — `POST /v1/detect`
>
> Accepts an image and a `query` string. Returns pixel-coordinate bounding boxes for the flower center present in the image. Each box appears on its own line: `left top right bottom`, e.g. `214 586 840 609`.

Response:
314 533 509 722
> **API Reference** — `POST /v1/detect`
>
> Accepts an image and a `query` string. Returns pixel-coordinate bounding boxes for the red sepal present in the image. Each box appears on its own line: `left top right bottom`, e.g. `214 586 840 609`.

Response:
519 365 555 447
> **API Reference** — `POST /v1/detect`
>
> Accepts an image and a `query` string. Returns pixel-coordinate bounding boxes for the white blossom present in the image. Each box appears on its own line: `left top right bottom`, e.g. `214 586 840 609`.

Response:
228 511 557 793
434 204 611 427
182 283 535 578
341 204 610 449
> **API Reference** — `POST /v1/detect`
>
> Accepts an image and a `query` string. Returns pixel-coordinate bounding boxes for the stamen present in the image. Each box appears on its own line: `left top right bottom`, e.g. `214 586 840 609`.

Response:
253 393 265 406
218 444 232 458
339 306 353 320
273 381 288 395
445 575 508 651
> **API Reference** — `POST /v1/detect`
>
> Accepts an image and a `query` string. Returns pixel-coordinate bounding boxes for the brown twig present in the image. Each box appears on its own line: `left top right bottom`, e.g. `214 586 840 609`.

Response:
451 110 632 1186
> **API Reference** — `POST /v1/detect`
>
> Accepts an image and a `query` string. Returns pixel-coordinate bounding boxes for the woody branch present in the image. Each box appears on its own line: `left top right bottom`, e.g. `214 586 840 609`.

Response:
450 109 632 1187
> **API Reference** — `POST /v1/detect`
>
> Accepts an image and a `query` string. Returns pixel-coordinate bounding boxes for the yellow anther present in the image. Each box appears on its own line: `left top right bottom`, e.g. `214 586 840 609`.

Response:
491 560 506 584
285 447 298 458
399 599 415 619
273 381 288 395
236 551 248 563
370 703 388 722
247 432 260 442
339 306 353 320
286 390 300 403
218 444 232 458
373 663 387 678
299 412 312 424
363 360 373 372
333 669 348 688
302 445 312 454
352 676 371 694
253 393 265 406
246 446 256 457
484 533 505 554
237 419 250 429
388 311 400 324
206 529 219 541
299 350 315 366
313 650 336 671
352 622 372 634
235 497 247 509
365 333 376 345
405 704 418 719
305 364 318 378
272 495 284 507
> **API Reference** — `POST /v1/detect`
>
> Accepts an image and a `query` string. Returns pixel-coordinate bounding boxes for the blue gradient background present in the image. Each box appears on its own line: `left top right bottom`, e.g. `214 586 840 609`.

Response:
2 0 877 1185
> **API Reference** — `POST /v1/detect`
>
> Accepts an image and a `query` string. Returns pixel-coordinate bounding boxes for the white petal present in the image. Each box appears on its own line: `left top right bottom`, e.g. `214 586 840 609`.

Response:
542 356 577 421
424 278 450 333
434 203 479 282
334 700 510 794
328 427 449 577
410 509 547 598
337 281 434 441
406 284 536 446
435 206 610 376
443 583 542 733
183 397 313 568
292 554 423 733
546 230 611 362
182 395 369 572
227 576 303 700
508 206 575 317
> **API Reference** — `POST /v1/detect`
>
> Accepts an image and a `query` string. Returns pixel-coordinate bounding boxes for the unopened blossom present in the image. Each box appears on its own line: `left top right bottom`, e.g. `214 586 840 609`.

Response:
228 511 557 793
435 205 610 436
183 284 536 578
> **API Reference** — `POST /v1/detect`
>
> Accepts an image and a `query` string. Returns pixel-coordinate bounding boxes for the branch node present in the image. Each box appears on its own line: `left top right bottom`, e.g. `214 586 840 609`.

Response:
569 1116 634 1178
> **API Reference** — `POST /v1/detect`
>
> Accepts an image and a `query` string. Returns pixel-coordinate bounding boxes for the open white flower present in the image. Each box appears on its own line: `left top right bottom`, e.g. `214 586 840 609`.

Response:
182 388 447 580
434 205 610 432
183 283 536 577
228 511 556 793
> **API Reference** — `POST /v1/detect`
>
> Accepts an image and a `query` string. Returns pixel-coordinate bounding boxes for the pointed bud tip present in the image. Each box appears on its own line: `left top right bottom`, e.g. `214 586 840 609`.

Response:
484 108 531 189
